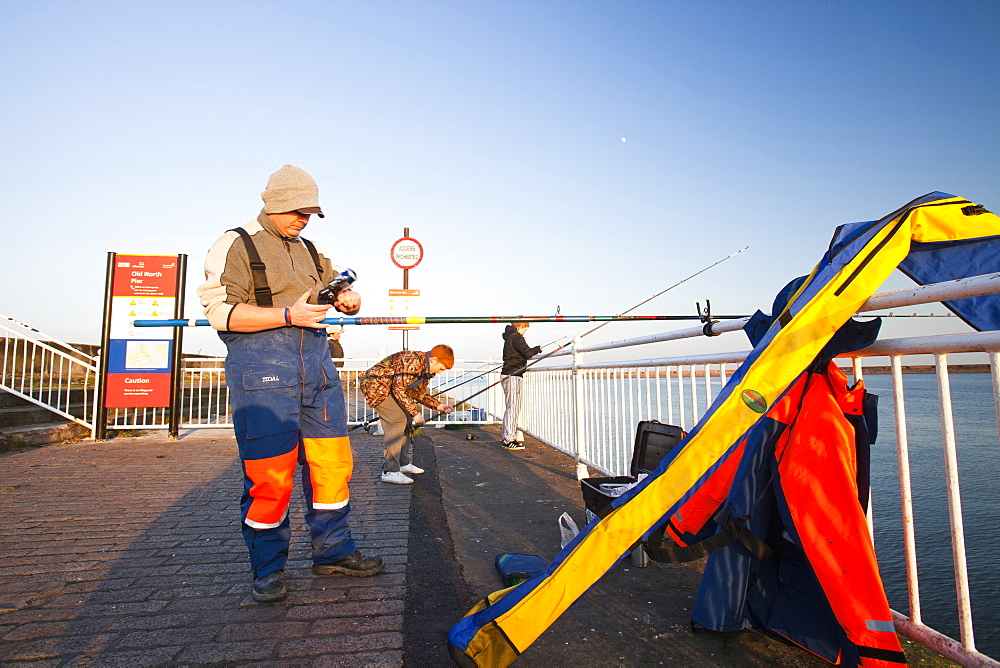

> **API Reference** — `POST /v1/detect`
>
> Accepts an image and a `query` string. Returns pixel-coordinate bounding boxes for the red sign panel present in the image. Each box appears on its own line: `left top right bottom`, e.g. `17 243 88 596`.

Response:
111 255 179 298
390 237 423 269
104 373 172 408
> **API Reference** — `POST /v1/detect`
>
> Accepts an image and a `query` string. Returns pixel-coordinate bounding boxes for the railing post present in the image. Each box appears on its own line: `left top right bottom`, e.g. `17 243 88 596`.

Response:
935 353 976 652
168 254 187 440
572 337 588 479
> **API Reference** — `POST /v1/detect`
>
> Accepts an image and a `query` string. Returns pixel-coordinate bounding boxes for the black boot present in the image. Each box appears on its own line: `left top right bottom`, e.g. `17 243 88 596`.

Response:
251 569 286 602
312 551 384 577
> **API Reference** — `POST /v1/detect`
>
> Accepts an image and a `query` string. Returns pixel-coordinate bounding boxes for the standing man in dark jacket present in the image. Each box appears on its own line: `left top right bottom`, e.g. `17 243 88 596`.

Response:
500 321 542 450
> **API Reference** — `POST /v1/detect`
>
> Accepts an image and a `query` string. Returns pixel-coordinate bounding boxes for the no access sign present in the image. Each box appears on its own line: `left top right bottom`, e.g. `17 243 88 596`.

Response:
390 237 423 269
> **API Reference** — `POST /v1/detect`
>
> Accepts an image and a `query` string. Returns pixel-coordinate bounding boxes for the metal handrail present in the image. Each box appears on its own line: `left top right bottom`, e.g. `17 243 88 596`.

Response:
167 360 506 430
0 314 98 433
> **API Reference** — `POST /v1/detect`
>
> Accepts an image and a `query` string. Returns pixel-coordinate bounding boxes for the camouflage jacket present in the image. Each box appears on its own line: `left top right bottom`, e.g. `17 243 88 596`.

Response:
359 350 439 416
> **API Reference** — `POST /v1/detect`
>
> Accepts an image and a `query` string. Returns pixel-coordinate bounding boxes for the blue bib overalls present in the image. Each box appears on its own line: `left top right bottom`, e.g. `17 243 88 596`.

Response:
221 326 356 578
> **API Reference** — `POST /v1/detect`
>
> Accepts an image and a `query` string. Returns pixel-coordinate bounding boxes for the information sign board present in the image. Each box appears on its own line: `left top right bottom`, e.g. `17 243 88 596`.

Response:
388 288 421 331
103 254 180 407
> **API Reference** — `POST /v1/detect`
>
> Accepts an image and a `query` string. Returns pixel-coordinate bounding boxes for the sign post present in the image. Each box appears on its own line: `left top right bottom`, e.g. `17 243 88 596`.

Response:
96 253 186 439
389 228 423 350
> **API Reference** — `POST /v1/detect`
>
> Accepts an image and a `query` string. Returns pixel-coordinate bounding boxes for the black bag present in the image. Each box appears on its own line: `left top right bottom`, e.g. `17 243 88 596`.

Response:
580 420 685 520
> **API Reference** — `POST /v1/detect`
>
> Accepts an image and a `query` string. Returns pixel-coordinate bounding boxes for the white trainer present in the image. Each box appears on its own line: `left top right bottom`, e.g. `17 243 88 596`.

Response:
399 464 425 474
381 471 414 485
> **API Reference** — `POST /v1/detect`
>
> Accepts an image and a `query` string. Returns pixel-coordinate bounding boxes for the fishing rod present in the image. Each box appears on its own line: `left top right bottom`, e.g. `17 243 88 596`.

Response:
575 245 749 342
359 333 570 429
427 334 569 399
132 313 750 328
133 249 751 329
135 249 749 329
350 337 576 432
428 359 499 396
352 247 749 432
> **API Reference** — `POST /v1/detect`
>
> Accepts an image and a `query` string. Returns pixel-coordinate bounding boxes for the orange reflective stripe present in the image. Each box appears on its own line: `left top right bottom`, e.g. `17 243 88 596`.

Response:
243 447 298 527
303 436 353 509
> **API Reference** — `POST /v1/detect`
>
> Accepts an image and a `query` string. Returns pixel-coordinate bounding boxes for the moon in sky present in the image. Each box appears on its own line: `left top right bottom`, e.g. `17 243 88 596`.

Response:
620 137 627 143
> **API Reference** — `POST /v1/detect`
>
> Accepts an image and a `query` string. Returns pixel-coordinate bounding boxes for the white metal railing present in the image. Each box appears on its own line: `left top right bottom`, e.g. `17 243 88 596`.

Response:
514 274 1000 668
170 358 505 430
1 313 98 433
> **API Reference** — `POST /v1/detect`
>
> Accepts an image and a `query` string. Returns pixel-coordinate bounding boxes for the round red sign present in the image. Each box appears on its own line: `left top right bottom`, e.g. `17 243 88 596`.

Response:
390 237 423 269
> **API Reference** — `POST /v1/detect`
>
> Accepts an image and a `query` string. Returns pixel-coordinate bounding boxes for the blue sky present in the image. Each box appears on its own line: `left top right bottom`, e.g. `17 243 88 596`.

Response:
1 0 997 361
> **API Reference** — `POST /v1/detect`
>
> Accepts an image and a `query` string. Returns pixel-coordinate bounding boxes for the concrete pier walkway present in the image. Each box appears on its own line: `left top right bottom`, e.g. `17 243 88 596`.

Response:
0 425 942 666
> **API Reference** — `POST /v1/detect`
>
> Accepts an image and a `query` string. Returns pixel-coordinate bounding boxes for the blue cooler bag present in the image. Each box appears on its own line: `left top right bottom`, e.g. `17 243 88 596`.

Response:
495 553 547 586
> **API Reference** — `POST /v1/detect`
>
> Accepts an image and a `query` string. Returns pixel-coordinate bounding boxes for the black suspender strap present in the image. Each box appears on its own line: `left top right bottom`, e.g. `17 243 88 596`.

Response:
230 228 325 309
301 238 325 282
642 504 775 564
230 227 273 308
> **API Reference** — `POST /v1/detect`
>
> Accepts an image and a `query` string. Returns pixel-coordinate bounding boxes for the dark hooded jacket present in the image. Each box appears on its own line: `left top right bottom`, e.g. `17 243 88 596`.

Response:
501 325 542 376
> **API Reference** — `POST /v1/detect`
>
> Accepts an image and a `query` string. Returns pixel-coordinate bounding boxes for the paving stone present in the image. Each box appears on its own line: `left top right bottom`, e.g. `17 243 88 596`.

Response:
276 631 403 657
174 638 279 663
313 572 404 589
117 624 220 648
1 632 122 660
63 600 172 617
285 588 350 605
107 612 202 630
61 646 182 666
159 595 244 612
313 650 403 667
285 599 405 620
177 561 247 575
61 577 129 593
1 617 114 642
346 585 405 601
310 614 404 636
81 587 157 604
215 620 311 642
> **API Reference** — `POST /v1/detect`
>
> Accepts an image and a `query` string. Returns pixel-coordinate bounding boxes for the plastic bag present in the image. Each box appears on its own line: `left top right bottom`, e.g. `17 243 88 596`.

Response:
558 512 580 548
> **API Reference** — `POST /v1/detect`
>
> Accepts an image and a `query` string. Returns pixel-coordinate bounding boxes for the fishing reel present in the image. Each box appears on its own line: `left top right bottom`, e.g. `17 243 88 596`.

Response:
697 299 720 337
318 268 357 306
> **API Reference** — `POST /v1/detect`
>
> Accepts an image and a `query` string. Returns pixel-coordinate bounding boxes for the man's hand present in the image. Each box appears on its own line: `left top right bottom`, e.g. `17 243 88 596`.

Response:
289 289 332 328
334 289 361 316
228 290 330 332
412 413 427 426
437 404 455 414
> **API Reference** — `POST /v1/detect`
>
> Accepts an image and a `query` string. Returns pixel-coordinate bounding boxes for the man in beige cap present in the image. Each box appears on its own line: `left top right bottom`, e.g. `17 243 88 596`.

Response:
198 164 382 603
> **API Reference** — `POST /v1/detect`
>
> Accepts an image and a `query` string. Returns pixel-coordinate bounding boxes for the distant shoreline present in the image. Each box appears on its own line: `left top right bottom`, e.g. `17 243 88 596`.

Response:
615 364 993 378
836 364 991 375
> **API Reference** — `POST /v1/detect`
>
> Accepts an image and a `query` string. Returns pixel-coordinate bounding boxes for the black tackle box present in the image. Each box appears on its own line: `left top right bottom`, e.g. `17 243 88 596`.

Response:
580 420 685 521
